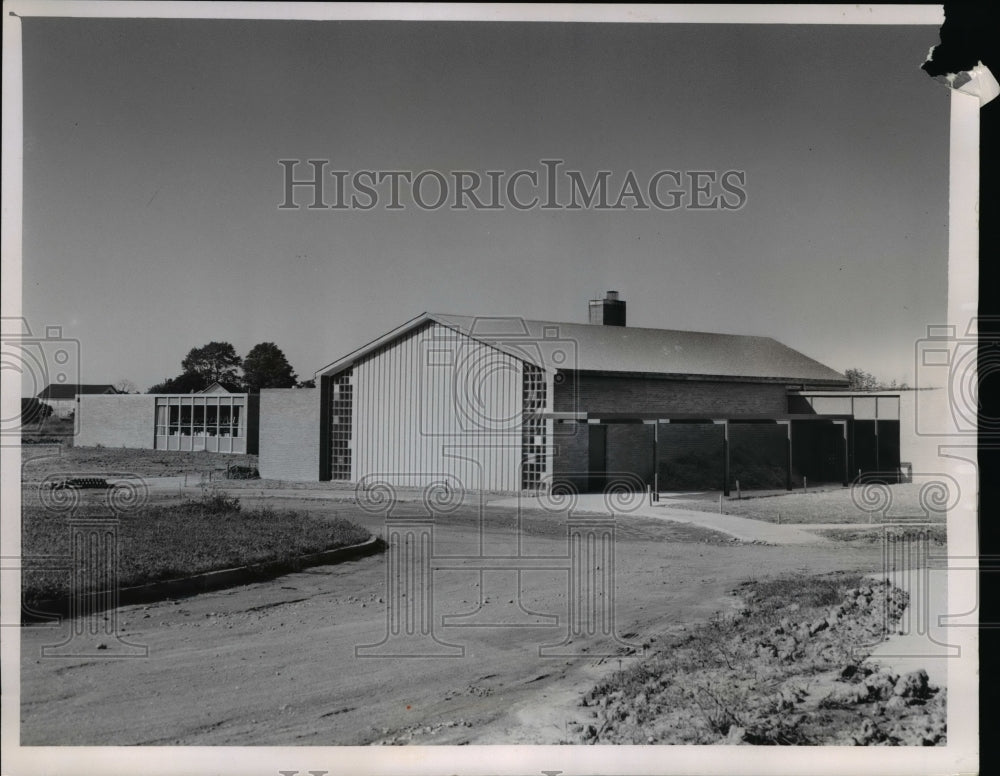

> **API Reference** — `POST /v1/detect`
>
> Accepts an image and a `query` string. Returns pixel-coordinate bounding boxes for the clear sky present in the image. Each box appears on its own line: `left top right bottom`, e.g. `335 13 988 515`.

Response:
20 18 949 392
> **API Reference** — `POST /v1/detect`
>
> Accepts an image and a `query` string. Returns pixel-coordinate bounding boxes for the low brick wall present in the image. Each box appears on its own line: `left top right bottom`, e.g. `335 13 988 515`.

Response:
75 395 156 449
258 388 320 481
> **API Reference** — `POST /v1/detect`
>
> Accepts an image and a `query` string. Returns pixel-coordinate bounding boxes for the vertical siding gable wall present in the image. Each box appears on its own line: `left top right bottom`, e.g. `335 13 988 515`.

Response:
351 323 524 491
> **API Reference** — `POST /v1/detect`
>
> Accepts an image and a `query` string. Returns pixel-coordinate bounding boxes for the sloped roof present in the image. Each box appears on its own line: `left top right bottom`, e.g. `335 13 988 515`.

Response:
318 313 848 386
199 382 231 394
37 384 118 400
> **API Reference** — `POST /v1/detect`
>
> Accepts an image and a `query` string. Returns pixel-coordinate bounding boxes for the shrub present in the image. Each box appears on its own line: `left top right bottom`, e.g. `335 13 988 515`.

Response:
186 490 242 514
225 464 260 480
21 398 53 425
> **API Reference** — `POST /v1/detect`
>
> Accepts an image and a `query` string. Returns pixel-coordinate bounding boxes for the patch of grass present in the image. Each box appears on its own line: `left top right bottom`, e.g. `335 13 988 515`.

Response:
669 483 948 525
747 573 851 610
814 525 947 546
22 491 371 604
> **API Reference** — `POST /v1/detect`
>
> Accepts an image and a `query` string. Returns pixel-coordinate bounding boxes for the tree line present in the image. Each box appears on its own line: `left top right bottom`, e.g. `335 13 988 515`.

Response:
844 368 909 391
148 341 315 394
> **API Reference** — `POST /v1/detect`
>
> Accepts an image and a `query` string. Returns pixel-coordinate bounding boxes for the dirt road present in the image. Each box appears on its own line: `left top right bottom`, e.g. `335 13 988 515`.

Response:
20 502 882 745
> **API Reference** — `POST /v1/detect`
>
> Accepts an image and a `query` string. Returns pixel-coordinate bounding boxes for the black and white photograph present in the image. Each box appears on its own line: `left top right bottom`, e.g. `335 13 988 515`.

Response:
1 3 985 775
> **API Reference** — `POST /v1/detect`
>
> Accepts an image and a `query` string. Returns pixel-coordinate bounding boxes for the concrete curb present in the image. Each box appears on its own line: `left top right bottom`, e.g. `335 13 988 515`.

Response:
22 535 385 623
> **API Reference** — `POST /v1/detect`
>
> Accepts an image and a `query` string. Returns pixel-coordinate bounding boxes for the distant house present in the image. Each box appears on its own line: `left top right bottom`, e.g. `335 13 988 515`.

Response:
199 382 232 394
36 384 118 419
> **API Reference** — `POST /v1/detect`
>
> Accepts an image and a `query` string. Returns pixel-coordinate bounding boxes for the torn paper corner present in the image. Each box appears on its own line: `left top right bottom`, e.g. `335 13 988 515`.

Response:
927 59 1000 107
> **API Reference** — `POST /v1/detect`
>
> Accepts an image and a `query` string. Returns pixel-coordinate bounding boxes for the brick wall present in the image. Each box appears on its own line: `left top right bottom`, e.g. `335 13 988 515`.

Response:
258 389 320 481
76 395 156 449
554 373 788 416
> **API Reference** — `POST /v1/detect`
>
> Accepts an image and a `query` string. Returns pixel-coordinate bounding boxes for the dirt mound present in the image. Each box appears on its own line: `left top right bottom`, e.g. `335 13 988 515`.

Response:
573 575 946 745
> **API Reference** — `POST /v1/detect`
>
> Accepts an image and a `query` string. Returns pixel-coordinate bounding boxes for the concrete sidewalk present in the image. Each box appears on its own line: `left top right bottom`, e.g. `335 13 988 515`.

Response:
490 493 830 545
122 479 841 545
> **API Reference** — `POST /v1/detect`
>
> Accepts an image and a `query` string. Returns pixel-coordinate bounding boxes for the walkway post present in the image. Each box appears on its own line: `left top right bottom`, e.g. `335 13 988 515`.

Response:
651 419 658 500
780 420 792 491
838 420 850 487
715 419 730 497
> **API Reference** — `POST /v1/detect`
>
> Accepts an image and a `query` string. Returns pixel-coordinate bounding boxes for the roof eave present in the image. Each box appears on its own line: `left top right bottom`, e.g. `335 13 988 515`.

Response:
315 312 550 379
563 368 849 386
315 313 435 378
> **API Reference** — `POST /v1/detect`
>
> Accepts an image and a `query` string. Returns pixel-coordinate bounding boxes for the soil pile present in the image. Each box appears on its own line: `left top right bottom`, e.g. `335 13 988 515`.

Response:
574 574 946 745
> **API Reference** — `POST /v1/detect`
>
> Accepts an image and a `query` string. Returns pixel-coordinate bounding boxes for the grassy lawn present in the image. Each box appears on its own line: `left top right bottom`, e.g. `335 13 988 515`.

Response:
22 492 371 605
668 483 947 525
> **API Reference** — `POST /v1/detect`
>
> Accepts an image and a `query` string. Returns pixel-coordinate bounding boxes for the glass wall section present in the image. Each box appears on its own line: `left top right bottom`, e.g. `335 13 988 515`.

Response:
154 394 249 453
329 371 353 480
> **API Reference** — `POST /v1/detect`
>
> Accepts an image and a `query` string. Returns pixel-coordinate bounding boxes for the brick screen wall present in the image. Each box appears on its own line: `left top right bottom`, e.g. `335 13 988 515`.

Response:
607 424 655 484
551 420 590 491
551 422 655 489
76 395 156 449
258 389 320 481
657 422 725 490
554 373 788 416
729 423 789 489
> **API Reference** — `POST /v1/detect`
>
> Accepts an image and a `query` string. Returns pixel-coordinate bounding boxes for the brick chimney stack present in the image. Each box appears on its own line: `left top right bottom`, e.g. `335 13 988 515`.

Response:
588 291 626 326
